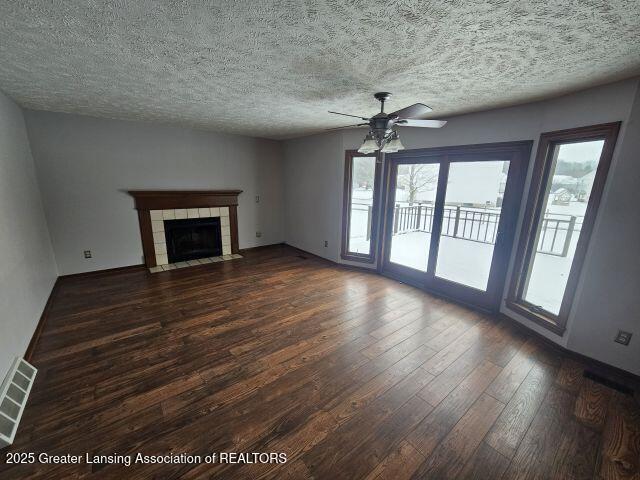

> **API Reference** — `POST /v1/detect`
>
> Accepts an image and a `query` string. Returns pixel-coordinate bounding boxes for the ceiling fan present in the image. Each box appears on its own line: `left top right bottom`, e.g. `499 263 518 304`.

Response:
328 92 446 154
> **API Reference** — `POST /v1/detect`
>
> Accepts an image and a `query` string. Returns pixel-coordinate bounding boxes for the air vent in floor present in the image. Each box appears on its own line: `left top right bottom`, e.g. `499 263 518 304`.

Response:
0 357 37 448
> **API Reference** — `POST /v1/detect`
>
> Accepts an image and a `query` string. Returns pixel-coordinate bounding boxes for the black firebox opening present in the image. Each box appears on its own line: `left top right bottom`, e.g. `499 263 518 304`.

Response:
164 217 222 263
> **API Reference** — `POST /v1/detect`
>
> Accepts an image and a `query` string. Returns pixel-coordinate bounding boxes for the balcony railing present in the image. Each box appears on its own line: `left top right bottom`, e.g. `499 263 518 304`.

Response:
353 203 582 257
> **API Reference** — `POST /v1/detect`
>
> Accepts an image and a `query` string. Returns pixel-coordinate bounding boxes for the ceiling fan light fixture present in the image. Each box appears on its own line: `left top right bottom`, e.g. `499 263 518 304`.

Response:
330 92 446 151
381 131 405 153
358 133 378 154
380 143 396 153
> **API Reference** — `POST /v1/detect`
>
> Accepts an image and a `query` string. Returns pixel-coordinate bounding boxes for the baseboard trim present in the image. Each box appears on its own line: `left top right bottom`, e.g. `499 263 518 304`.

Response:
59 264 146 280
25 278 60 362
239 242 286 253
283 243 376 274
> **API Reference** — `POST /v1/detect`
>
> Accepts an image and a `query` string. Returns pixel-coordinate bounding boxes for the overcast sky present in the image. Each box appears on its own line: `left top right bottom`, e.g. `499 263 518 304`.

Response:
557 140 604 165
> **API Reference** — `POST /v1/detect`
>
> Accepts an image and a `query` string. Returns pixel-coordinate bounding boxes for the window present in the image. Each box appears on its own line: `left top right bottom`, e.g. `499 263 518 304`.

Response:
507 123 620 333
341 150 382 262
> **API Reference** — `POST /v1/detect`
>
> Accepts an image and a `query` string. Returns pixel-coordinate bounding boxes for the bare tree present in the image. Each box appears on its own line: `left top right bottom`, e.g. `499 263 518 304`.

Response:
397 164 438 203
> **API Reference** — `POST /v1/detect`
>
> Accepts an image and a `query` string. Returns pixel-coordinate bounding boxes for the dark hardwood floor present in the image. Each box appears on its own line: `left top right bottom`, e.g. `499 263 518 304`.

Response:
1 245 638 479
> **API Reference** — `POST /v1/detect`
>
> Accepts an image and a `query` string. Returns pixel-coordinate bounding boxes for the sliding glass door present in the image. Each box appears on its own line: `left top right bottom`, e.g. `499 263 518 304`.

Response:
381 142 530 311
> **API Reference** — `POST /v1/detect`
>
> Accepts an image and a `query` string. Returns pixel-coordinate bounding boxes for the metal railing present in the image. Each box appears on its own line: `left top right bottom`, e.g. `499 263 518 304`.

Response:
352 203 583 257
537 215 581 257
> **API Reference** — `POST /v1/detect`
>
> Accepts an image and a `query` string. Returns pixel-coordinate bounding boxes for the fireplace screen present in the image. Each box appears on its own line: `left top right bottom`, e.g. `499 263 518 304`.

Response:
164 217 222 263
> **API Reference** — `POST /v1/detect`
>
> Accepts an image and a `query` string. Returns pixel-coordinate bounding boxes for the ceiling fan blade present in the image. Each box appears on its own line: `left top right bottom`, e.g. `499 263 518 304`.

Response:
325 123 369 131
391 103 433 119
397 119 447 128
328 111 371 121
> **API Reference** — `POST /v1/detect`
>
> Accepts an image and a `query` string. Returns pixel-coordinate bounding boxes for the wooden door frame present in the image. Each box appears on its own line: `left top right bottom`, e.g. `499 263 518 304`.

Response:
340 150 383 263
378 140 533 312
378 152 447 287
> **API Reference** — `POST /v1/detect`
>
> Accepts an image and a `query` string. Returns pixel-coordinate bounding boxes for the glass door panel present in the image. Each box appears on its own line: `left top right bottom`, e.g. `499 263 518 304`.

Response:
346 156 377 255
387 163 440 272
434 160 510 290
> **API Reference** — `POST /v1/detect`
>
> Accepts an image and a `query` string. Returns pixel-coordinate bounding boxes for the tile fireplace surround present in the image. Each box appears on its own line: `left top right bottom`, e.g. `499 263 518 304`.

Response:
128 190 242 269
148 207 244 273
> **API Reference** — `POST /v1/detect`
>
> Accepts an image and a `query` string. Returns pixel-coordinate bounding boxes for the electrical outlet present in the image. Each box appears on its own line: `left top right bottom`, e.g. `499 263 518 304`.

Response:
255 195 260 203
83 250 92 259
256 231 262 238
614 330 632 346
324 240 328 248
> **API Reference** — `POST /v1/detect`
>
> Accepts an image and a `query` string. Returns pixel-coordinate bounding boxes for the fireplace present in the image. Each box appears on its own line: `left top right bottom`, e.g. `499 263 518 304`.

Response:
164 217 222 263
128 190 242 269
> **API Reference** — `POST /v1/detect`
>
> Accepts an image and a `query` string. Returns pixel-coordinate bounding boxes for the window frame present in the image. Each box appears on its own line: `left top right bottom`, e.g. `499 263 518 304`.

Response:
341 150 383 263
506 122 621 334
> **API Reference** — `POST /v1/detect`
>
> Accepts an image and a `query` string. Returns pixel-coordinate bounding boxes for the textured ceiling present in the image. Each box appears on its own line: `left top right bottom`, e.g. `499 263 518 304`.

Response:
1 1 639 139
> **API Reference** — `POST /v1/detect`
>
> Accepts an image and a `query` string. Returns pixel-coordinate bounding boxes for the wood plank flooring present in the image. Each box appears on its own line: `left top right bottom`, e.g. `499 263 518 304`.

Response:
0 245 638 479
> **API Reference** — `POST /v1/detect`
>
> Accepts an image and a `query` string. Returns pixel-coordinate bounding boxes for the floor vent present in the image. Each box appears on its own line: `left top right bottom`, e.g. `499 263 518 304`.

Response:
296 255 308 259
583 370 633 395
0 357 37 448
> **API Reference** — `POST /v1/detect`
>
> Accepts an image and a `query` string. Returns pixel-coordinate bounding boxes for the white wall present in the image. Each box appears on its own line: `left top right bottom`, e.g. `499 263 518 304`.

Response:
283 132 344 262
24 111 285 275
0 91 57 379
282 78 640 375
